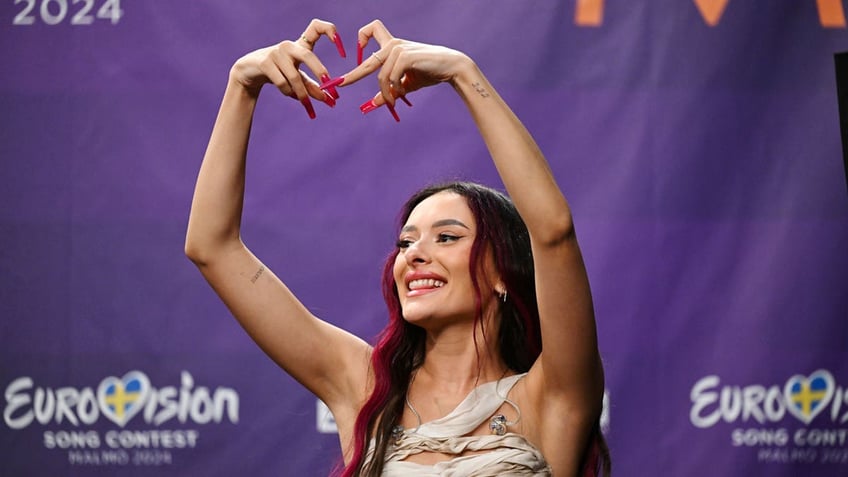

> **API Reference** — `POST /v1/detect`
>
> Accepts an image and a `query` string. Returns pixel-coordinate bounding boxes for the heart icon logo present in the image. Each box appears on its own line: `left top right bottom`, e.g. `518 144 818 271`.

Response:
97 371 150 427
784 369 834 425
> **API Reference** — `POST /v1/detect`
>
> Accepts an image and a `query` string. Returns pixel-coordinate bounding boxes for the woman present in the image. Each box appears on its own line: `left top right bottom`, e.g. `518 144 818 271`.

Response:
186 18 609 476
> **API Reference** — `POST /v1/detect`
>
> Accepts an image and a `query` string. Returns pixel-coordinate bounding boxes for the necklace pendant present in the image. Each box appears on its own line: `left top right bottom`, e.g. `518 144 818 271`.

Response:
489 414 507 435
391 425 404 446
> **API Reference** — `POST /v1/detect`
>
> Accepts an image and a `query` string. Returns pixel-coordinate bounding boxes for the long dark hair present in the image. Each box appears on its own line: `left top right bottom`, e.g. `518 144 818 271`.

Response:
339 181 608 476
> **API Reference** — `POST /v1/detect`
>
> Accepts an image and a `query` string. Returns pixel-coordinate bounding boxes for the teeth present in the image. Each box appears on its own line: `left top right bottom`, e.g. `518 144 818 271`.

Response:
408 279 445 290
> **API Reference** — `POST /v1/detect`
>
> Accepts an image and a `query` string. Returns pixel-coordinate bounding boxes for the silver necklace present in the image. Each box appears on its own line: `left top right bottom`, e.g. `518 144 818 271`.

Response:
393 370 522 443
392 371 422 445
489 376 522 435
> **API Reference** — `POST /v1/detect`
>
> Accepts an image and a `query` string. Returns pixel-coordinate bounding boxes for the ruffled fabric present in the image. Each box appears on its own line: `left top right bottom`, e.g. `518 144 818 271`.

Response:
378 373 552 476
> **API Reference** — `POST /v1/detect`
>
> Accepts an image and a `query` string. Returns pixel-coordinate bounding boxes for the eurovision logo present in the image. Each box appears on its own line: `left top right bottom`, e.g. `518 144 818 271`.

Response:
4 370 239 430
690 369 848 428
690 369 848 465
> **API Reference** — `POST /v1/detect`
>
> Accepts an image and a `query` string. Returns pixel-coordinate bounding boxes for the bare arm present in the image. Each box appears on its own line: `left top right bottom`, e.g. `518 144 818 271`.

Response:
451 64 603 403
184 20 370 414
450 63 604 462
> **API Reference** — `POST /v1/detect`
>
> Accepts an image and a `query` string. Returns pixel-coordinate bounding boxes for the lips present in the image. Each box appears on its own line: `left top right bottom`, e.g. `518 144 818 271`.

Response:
403 273 447 297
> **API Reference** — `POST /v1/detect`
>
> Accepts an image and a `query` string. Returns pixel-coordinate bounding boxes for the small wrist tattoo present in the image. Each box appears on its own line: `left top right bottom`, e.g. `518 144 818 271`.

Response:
250 265 266 283
471 82 490 98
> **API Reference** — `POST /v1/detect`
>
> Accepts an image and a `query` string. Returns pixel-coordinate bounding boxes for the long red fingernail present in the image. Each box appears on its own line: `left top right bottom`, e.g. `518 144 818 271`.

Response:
357 42 363 65
301 97 316 119
386 102 400 122
322 93 336 108
318 76 344 91
360 98 379 114
399 95 413 107
320 74 340 99
333 32 346 58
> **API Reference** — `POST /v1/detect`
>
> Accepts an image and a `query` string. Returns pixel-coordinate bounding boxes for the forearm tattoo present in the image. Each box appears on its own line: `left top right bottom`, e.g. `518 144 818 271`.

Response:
250 265 265 283
471 81 490 98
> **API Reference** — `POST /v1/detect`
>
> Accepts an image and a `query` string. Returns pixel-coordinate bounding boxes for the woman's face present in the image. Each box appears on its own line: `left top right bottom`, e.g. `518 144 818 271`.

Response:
393 191 496 327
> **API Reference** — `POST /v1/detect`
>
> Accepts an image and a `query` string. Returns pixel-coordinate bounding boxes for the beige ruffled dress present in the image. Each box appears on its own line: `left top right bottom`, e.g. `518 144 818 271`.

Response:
371 373 552 476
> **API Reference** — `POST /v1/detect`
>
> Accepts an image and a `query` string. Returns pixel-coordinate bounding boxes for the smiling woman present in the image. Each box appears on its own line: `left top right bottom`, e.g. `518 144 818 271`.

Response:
185 18 609 477
394 192 481 325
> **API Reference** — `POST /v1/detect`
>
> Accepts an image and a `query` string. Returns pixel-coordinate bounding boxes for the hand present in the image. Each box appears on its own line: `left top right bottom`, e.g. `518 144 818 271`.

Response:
230 19 346 118
340 20 474 118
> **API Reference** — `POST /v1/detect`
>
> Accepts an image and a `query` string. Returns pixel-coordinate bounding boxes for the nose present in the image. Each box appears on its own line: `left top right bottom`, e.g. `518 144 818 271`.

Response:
404 240 431 266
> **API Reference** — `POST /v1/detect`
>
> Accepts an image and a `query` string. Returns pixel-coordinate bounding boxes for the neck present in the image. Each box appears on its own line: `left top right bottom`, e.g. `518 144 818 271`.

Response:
416 320 510 394
402 313 515 425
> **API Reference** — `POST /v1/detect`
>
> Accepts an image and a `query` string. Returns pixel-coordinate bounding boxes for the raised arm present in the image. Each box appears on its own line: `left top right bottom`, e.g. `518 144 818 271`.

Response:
341 19 603 467
449 60 604 410
184 20 370 417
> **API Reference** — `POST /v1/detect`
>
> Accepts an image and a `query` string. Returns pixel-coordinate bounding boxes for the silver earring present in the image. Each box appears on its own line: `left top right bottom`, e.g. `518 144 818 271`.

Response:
500 290 508 303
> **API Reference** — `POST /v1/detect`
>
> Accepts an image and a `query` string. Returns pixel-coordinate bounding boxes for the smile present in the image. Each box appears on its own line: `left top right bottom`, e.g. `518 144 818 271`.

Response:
408 279 445 290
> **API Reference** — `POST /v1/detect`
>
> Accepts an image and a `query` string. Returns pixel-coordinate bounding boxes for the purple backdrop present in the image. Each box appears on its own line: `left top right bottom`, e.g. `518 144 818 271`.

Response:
2 1 847 475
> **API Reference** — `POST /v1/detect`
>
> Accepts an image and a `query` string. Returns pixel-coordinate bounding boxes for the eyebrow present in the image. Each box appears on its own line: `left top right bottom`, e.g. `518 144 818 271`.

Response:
401 219 471 233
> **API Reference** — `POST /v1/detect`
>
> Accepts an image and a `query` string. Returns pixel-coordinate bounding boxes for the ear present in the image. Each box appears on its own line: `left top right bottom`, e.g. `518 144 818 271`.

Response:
494 283 506 296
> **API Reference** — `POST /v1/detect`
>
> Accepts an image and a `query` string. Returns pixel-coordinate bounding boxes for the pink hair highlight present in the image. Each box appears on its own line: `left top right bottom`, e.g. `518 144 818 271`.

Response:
338 252 405 477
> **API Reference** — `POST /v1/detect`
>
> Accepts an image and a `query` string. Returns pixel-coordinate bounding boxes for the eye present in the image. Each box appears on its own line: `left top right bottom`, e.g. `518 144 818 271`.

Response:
436 233 460 243
396 238 413 249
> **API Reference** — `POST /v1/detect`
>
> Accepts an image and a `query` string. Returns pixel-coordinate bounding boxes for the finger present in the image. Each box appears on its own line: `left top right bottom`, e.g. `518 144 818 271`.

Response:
356 19 394 65
397 72 415 107
319 74 341 99
320 90 336 108
360 92 385 112
377 47 401 107
302 71 336 108
299 19 346 58
359 92 400 122
386 73 413 107
282 39 341 102
338 52 383 87
400 71 416 92
340 39 398 88
258 49 295 98
378 44 417 108
272 47 316 119
295 47 336 95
